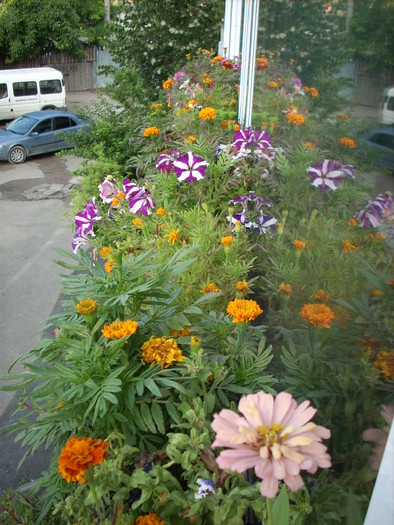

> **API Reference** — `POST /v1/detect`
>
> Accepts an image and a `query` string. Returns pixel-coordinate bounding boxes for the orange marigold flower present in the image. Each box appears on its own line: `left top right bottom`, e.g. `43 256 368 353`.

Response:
104 258 116 273
199 107 217 121
185 135 197 144
311 289 330 303
373 351 394 380
305 86 318 97
136 513 165 525
267 81 278 89
102 320 138 339
348 218 358 227
286 112 305 126
203 283 222 294
299 303 335 328
58 437 109 484
156 207 166 216
100 247 112 258
293 240 306 250
279 282 292 295
141 336 185 368
76 298 98 315
389 279 394 288
235 280 248 293
151 103 163 110
164 229 179 244
342 239 357 253
227 298 263 324
163 79 173 90
203 73 213 84
376 232 386 241
143 126 160 137
234 124 240 131
132 217 143 229
277 76 284 84
336 113 349 120
221 235 233 246
304 141 315 150
371 289 384 297
256 57 268 70
170 326 191 338
290 58 295 63
187 99 198 108
211 55 224 65
338 137 356 148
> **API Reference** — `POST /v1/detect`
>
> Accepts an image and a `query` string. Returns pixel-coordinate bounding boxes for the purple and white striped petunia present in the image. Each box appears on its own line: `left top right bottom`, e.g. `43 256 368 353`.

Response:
156 149 181 174
72 229 93 254
253 212 278 235
74 198 102 237
232 129 271 152
354 193 393 228
307 159 344 190
123 178 146 201
99 180 117 203
173 151 209 183
230 192 273 212
128 192 156 215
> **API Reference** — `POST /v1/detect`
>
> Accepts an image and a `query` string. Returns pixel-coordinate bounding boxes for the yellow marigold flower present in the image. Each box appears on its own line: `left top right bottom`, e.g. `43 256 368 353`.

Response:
100 247 112 258
376 232 386 241
203 283 222 294
151 103 163 110
290 58 295 63
311 289 330 303
211 55 224 65
348 218 358 227
373 351 394 380
132 217 143 229
199 107 217 121
267 81 278 89
203 73 213 85
185 135 197 144
235 280 248 293
136 514 165 525
256 57 268 70
76 298 98 315
163 79 173 90
286 112 305 126
227 298 263 324
287 105 298 112
304 141 315 150
141 336 185 368
338 137 356 148
371 289 384 297
279 282 292 295
305 86 318 97
299 303 335 328
58 437 109 484
293 240 306 250
156 207 166 216
143 126 160 137
112 197 120 207
170 326 191 338
342 239 357 253
234 124 240 131
102 320 138 339
221 235 234 246
104 258 116 273
164 229 179 244
336 113 349 120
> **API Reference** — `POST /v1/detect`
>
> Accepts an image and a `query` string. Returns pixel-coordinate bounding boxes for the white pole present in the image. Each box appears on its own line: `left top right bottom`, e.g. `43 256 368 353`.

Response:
223 0 243 60
245 0 259 127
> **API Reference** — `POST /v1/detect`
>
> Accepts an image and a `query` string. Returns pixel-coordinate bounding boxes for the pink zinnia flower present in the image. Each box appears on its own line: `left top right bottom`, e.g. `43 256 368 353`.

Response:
211 391 331 498
363 405 394 470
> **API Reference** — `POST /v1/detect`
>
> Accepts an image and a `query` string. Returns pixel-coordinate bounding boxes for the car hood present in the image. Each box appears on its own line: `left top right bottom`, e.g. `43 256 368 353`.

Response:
0 128 19 145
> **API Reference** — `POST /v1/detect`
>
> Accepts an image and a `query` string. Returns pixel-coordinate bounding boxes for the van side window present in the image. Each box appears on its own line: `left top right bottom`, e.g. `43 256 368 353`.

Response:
39 79 62 95
0 83 8 99
53 116 76 130
13 81 38 97
387 97 394 111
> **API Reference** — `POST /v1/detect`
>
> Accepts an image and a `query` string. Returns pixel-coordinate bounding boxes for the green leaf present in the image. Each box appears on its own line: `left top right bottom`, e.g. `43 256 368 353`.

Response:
272 484 290 525
346 489 363 525
151 402 166 434
139 401 156 433
144 378 162 397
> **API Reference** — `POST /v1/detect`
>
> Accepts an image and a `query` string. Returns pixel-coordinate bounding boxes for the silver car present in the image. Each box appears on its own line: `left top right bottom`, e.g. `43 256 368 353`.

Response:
0 110 90 164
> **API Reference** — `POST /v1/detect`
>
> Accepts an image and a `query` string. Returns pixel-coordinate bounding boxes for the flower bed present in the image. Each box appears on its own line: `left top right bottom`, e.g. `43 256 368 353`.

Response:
0 51 393 525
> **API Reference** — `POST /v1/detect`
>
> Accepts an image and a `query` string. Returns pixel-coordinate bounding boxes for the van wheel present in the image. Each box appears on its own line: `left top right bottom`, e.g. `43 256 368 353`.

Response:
8 146 27 164
42 105 55 110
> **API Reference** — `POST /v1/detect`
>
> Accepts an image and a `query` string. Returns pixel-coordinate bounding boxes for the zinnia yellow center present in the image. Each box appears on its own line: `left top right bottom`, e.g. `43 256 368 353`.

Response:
257 423 286 448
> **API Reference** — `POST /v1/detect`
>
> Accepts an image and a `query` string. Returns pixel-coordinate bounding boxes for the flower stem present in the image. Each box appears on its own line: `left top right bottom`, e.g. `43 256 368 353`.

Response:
267 498 274 525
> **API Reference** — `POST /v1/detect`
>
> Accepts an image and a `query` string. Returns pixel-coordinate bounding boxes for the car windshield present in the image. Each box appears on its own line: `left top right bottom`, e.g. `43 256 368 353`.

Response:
7 116 38 135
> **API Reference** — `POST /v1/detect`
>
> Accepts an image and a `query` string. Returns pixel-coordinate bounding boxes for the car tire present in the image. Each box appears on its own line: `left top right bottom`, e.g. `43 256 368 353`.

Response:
8 145 27 164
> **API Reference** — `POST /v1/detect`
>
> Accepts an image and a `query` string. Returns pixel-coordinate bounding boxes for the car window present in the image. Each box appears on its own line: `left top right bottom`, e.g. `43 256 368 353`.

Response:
0 83 7 99
53 116 76 130
12 81 38 97
387 97 394 111
370 133 394 150
33 119 53 134
7 116 38 134
39 79 62 95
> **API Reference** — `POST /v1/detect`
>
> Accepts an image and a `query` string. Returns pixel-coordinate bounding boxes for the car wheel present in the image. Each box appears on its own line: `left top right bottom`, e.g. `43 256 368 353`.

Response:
8 145 27 164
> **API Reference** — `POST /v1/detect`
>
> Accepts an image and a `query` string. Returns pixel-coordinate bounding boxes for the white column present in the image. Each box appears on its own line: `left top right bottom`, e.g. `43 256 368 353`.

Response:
238 0 260 128
223 0 243 60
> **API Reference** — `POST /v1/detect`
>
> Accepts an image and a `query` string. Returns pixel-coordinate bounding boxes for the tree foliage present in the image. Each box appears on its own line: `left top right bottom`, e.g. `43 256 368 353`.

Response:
107 0 225 95
0 0 107 63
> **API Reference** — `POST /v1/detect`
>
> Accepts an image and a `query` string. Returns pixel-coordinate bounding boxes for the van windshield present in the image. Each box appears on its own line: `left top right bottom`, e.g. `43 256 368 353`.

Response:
7 116 38 135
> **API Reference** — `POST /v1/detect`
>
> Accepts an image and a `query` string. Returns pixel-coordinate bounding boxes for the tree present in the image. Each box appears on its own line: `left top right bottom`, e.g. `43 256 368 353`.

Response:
0 0 107 63
108 0 225 93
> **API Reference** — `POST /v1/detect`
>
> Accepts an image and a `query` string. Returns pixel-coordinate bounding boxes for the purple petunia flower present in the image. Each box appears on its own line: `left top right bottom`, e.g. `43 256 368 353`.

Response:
195 479 215 500
232 129 271 152
72 229 93 253
123 178 145 201
307 159 344 190
173 151 209 183
99 180 117 203
228 211 277 236
156 149 181 174
173 70 187 83
355 193 393 228
230 191 273 211
74 198 101 237
122 178 156 215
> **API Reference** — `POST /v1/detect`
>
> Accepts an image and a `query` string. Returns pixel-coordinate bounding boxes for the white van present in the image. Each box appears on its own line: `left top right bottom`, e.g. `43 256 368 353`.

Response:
380 86 394 125
0 67 67 121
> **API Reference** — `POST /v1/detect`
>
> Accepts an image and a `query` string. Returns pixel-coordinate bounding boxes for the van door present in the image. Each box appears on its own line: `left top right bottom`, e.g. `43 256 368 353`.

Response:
0 82 11 120
11 81 40 118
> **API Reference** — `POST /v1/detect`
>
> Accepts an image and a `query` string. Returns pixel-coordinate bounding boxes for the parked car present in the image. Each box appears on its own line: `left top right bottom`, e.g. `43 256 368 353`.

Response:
360 127 394 173
0 110 91 164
